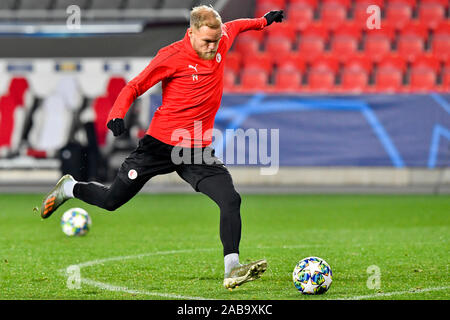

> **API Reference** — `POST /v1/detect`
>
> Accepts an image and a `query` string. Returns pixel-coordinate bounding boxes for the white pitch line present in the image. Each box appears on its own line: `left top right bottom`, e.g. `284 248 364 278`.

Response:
73 248 216 268
59 248 217 300
80 278 212 300
334 286 450 300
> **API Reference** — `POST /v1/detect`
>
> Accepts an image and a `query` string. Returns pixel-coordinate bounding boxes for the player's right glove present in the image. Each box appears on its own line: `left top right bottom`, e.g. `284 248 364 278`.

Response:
107 118 125 136
264 10 284 26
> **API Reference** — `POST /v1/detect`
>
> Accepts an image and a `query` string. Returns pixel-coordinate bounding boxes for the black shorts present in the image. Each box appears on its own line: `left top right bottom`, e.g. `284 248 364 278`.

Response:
117 134 230 191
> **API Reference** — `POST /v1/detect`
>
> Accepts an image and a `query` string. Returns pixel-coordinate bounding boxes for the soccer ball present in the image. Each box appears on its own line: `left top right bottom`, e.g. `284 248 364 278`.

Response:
293 256 333 294
61 207 92 236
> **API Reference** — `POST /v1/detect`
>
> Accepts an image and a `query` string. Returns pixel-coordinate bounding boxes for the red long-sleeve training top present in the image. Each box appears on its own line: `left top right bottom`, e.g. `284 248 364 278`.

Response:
107 17 268 148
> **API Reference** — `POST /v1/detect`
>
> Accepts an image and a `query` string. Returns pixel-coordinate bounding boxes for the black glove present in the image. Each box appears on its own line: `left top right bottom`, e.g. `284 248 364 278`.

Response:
107 118 125 137
264 10 284 26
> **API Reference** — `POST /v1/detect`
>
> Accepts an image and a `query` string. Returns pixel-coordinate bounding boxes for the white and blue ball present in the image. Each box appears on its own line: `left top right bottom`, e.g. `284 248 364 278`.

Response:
293 256 333 294
61 207 92 236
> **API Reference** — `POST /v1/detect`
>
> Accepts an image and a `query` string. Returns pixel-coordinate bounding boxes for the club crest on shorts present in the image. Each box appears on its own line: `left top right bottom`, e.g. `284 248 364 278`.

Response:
216 53 221 63
128 169 138 180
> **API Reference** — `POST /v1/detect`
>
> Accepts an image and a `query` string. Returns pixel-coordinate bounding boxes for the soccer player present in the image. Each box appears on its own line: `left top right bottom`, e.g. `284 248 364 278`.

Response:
37 6 284 290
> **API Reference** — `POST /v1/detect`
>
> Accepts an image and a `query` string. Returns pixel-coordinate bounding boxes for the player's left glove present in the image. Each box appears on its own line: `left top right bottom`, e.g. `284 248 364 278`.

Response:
264 10 284 26
107 118 125 137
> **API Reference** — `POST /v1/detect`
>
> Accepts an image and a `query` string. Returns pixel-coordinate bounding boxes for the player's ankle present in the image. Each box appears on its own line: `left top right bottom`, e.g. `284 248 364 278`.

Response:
224 253 239 276
63 179 77 198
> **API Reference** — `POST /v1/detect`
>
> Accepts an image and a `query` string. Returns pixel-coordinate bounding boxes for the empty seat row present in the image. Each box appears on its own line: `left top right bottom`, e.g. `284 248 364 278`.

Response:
0 76 127 159
224 67 450 93
224 53 450 93
232 20 450 63
256 0 449 30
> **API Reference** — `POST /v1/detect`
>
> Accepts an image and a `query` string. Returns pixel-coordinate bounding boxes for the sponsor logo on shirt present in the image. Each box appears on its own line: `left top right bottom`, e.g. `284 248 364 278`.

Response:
189 64 199 81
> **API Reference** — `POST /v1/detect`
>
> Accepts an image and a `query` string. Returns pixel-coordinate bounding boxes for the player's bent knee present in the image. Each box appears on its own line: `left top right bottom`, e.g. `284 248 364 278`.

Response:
222 191 241 211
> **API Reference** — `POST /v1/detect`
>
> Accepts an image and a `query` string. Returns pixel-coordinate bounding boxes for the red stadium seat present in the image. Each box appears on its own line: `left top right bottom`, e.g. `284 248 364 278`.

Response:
0 95 19 149
240 69 269 91
265 37 293 58
0 77 30 155
364 29 394 63
223 70 237 91
7 77 29 106
401 22 428 40
331 22 363 61
320 2 348 31
93 77 126 146
420 0 447 7
330 34 359 62
297 24 329 62
413 55 440 73
235 30 265 43
409 65 437 92
442 66 450 91
335 21 363 41
276 52 306 73
266 21 297 42
397 24 428 63
375 67 404 92
378 54 407 72
242 52 273 73
397 35 425 63
234 37 260 56
432 22 450 61
340 65 369 92
345 55 373 73
274 69 303 91
389 0 417 8
255 1 285 18
297 37 325 62
311 55 340 73
322 0 352 9
264 22 296 58
93 96 112 147
225 51 241 74
375 54 406 92
385 1 413 29
106 77 126 101
418 2 445 29
354 0 384 7
307 55 339 92
256 0 286 6
301 23 330 41
286 3 314 31
289 0 318 8
307 69 336 92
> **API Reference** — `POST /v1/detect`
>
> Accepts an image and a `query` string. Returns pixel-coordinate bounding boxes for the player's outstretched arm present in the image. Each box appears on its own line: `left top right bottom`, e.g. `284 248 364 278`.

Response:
263 10 284 26
223 10 284 50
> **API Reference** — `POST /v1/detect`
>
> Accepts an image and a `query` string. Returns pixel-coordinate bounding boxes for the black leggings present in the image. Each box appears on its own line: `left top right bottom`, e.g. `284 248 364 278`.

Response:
73 174 241 256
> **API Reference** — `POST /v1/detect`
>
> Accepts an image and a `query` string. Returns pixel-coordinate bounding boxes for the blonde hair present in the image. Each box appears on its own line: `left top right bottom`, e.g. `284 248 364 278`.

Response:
190 5 222 30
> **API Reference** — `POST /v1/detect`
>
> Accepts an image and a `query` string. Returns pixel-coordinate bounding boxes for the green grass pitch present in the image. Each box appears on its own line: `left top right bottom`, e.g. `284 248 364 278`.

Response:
0 193 448 300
